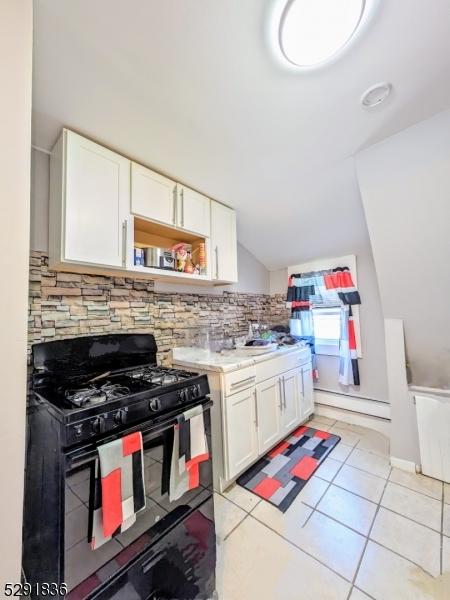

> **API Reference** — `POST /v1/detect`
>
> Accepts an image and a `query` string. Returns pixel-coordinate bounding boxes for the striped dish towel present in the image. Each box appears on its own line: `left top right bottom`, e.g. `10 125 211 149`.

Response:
89 432 146 550
169 405 209 502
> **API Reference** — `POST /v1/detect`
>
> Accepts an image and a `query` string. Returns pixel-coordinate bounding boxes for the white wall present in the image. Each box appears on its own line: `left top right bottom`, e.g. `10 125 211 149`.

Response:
356 108 450 390
270 241 388 403
30 148 49 252
0 0 32 587
30 148 270 295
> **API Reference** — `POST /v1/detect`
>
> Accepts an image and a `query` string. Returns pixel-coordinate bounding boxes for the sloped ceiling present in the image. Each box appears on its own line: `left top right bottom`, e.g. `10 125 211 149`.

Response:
32 0 450 269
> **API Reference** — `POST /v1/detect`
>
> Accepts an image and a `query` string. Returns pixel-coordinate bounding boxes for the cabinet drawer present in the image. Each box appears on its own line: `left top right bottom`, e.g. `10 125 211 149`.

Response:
223 366 256 396
255 351 304 384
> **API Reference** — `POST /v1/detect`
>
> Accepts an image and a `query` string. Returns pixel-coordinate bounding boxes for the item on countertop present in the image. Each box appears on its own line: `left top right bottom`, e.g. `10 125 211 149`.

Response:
134 247 145 266
239 342 278 355
270 324 290 334
144 247 176 270
245 338 272 347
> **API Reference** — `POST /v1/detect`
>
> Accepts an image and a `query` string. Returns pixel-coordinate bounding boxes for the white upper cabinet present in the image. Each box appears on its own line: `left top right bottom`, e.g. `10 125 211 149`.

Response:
49 129 237 284
131 162 177 227
176 184 210 237
50 129 130 269
210 201 238 283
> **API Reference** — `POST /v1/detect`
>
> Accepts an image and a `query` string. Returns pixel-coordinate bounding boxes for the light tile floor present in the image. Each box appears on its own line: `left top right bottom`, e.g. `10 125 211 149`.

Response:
215 415 450 599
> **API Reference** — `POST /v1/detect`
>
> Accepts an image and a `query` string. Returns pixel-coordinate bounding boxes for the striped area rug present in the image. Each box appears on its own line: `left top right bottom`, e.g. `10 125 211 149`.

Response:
237 425 341 512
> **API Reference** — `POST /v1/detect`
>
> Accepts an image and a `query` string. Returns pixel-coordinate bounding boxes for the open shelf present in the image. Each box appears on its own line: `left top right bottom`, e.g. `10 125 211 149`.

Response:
131 217 211 283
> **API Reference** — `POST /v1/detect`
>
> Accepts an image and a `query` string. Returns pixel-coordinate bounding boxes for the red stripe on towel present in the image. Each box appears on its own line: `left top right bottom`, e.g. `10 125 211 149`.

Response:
188 463 200 489
186 453 210 468
122 432 142 456
101 468 123 537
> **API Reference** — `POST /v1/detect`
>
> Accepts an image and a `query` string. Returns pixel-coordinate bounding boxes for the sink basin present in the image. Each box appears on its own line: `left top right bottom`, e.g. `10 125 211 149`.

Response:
221 344 279 357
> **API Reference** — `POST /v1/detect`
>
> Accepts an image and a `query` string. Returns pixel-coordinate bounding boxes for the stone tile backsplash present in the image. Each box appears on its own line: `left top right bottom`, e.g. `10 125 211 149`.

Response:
28 252 289 364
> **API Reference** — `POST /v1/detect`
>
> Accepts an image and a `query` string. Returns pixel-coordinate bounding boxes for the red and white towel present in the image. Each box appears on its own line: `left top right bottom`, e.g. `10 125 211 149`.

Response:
89 432 146 550
169 405 209 502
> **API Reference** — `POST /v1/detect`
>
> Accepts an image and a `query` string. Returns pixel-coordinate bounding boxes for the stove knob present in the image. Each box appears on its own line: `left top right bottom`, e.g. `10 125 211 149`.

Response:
114 409 127 426
74 424 83 437
191 385 199 398
149 397 161 412
177 389 186 403
196 383 202 396
92 416 106 434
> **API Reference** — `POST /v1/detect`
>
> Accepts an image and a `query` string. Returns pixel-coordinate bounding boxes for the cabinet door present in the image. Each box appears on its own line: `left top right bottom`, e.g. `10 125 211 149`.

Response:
301 365 314 419
131 162 177 226
210 201 238 283
177 185 210 237
255 377 282 455
63 131 130 267
281 369 301 433
225 388 258 480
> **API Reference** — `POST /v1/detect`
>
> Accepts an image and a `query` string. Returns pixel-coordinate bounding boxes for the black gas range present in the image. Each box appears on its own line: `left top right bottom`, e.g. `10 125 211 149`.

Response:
32 334 210 447
23 334 216 600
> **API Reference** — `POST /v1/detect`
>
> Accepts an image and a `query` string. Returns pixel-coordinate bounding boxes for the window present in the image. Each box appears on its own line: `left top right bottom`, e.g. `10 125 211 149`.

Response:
312 307 341 356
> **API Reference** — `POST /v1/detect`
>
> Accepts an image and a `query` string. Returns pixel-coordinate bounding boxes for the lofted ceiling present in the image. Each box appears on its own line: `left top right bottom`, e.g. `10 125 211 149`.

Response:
32 0 450 270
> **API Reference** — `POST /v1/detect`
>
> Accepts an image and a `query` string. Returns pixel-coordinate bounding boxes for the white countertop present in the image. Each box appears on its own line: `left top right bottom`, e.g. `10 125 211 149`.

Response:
171 343 310 373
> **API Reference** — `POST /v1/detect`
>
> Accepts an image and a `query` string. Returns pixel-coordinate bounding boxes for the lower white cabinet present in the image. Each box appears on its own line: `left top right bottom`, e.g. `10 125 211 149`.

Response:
174 348 314 491
222 356 314 487
224 387 259 480
281 369 302 434
301 365 314 420
255 377 282 454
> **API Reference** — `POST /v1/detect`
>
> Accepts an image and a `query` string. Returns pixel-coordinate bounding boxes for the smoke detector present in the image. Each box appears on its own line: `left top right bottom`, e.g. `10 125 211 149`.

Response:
361 82 392 108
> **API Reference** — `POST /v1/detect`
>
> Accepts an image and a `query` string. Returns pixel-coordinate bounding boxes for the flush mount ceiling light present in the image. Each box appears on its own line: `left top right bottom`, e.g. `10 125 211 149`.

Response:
360 82 392 108
279 0 366 68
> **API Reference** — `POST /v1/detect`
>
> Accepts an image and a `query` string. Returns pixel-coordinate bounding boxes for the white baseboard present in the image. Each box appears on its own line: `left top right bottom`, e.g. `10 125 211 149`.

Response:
314 390 390 419
315 400 390 437
390 456 418 473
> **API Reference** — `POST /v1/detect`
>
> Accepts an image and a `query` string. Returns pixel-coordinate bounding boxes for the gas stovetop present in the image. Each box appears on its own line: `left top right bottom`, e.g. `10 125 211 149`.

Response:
51 366 199 409
31 334 210 446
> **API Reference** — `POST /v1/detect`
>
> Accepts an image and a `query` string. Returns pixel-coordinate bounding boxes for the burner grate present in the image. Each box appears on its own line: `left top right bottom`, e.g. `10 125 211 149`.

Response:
127 366 194 387
64 382 131 408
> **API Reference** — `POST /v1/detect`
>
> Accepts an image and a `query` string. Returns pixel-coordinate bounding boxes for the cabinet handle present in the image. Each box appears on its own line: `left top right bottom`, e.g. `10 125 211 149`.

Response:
282 376 287 409
279 376 285 411
215 245 219 279
180 188 185 227
254 391 258 427
230 376 256 389
172 186 177 225
122 220 127 266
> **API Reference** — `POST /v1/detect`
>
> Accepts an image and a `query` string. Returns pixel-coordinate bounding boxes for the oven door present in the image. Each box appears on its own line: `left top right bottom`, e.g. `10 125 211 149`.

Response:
64 400 213 598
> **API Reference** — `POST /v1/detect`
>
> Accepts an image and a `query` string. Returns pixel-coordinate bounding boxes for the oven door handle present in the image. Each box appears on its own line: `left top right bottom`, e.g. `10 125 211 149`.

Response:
65 398 212 470
142 551 164 573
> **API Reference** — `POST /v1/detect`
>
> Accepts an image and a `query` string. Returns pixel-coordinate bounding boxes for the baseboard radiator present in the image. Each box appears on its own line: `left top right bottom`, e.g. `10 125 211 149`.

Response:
415 392 450 483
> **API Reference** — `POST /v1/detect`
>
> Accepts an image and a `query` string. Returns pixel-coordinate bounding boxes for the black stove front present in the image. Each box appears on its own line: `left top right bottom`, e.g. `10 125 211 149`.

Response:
23 334 216 600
